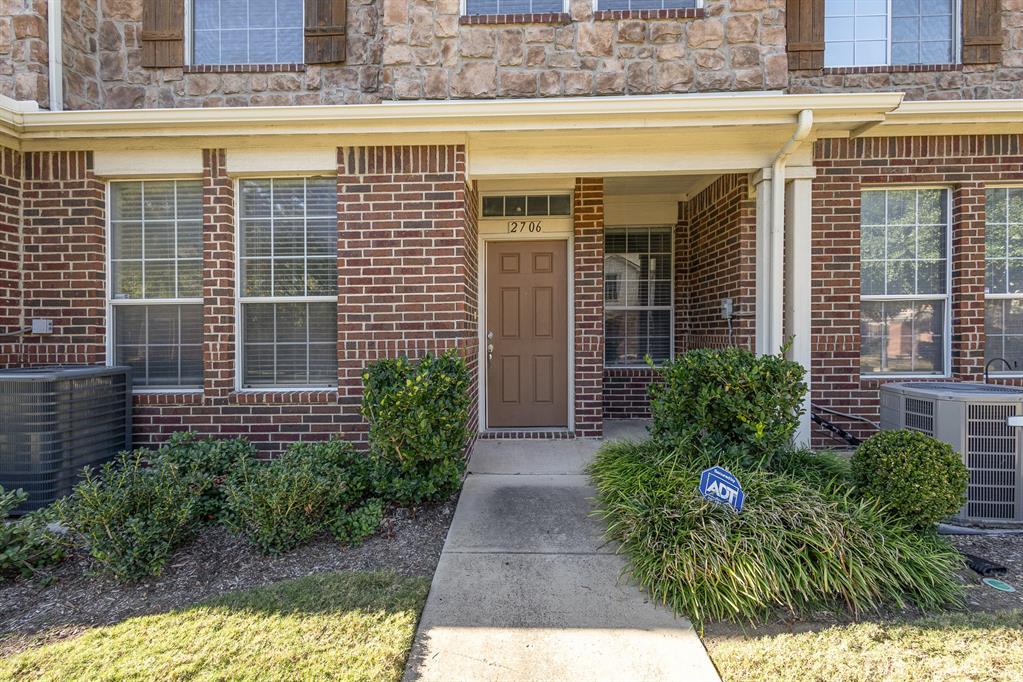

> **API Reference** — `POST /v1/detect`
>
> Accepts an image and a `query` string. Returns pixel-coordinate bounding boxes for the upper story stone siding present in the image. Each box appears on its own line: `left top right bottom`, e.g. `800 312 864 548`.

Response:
3 0 1022 109
790 0 1023 100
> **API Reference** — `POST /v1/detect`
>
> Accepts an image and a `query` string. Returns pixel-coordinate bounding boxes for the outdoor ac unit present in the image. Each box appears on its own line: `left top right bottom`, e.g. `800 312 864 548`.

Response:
0 366 132 514
879 382 1023 526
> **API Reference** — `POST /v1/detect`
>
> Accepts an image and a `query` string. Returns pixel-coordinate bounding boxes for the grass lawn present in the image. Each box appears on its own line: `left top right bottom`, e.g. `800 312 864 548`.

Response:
706 611 1023 682
0 570 430 682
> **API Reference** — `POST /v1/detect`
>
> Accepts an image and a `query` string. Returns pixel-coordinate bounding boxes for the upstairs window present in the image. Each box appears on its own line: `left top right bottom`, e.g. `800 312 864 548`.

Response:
463 0 565 15
193 0 304 65
824 0 958 67
595 0 697 10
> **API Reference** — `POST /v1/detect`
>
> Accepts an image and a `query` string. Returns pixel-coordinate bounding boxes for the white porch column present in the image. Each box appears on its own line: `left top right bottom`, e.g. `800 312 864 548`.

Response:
784 170 815 446
753 169 783 356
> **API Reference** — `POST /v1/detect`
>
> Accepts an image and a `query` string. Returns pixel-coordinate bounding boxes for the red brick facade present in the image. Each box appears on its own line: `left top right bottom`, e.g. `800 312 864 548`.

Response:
573 178 605 437
0 147 21 368
811 135 1023 448
602 173 758 419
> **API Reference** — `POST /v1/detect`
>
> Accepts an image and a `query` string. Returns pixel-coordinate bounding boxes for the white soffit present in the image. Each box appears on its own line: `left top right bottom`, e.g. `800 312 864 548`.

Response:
226 147 338 175
93 149 203 177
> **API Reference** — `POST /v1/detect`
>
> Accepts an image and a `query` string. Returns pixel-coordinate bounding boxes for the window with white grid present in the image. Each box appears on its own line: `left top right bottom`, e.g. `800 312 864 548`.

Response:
604 226 673 366
109 180 204 389
595 0 697 10
464 0 565 15
238 177 338 388
860 188 950 375
824 0 958 67
193 0 304 65
984 188 1023 375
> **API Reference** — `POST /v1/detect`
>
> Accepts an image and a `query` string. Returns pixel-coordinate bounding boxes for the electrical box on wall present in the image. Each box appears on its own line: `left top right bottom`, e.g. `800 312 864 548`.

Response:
31 319 53 334
720 298 733 320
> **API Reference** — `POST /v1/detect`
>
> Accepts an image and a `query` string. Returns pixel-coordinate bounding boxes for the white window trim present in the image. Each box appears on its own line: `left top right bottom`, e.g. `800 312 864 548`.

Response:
983 185 1023 378
860 186 953 379
105 178 205 394
604 224 675 370
186 0 306 67
825 0 962 68
233 176 338 392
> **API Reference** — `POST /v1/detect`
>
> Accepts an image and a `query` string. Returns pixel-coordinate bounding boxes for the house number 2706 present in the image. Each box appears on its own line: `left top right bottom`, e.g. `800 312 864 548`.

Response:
507 220 543 233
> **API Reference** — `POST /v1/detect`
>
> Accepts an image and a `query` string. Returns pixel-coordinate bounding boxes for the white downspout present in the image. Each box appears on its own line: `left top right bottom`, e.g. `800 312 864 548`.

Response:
47 0 63 111
767 109 813 351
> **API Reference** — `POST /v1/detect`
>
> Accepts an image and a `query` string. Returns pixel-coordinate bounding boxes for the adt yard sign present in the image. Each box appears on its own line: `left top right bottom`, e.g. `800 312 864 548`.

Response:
699 466 744 512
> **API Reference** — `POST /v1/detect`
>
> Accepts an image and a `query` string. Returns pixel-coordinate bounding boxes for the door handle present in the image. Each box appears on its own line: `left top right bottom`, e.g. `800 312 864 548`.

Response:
487 331 494 367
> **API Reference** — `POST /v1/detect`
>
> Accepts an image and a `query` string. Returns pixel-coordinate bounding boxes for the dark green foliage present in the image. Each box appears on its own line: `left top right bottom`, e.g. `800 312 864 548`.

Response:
648 347 807 468
852 430 969 529
770 447 853 494
60 453 203 581
362 351 471 505
589 439 964 626
149 432 257 521
0 487 65 581
330 498 384 546
223 438 380 555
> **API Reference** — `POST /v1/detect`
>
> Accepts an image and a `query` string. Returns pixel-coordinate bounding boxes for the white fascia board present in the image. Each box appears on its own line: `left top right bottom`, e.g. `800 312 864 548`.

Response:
872 99 1023 135
2 92 906 143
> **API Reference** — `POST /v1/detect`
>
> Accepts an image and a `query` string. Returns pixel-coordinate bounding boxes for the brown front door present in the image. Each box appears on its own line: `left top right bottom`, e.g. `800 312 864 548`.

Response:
486 240 569 428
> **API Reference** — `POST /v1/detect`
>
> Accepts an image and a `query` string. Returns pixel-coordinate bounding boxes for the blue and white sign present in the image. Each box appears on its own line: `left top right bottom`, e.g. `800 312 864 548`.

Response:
699 466 744 512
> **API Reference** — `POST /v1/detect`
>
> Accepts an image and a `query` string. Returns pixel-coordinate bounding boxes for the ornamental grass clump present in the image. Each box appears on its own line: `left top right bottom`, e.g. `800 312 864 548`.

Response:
589 439 964 627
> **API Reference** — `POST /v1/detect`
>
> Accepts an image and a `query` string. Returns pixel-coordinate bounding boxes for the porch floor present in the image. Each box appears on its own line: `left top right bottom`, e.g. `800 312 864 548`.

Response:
402 420 720 682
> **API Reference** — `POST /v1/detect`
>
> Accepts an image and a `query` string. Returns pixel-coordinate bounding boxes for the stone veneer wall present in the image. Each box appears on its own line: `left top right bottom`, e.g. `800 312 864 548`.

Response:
58 0 787 109
791 0 1023 100
1 0 50 107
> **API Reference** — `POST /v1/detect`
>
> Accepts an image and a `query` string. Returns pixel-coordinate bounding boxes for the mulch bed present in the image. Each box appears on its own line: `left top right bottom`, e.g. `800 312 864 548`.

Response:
0 499 456 657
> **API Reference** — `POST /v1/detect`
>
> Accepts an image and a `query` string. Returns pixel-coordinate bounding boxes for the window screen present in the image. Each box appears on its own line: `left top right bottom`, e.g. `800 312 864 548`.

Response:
239 177 338 388
464 0 565 16
193 0 304 65
860 188 949 375
984 188 1023 374
109 180 204 388
604 226 673 366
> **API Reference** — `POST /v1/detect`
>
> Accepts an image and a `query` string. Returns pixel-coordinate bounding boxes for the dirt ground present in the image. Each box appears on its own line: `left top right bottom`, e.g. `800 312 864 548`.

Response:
0 499 456 657
702 533 1023 642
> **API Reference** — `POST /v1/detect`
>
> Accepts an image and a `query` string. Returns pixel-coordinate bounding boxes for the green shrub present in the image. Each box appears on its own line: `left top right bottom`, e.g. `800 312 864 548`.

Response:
223 438 381 554
770 448 852 494
330 498 384 546
0 487 65 581
150 432 257 521
61 453 203 581
362 351 471 505
648 347 807 467
589 439 964 626
852 430 969 529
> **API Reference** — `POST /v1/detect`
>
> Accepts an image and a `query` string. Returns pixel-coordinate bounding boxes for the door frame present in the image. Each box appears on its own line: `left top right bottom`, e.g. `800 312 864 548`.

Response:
477 232 575 432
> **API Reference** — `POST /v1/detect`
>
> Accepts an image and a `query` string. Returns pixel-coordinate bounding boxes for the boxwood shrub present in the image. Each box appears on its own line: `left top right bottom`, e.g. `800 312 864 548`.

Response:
1 487 65 581
362 351 471 506
852 429 969 529
648 347 807 467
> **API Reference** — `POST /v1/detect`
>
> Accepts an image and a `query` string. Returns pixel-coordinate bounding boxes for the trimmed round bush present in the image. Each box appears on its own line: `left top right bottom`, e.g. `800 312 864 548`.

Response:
852 430 969 529
589 439 964 626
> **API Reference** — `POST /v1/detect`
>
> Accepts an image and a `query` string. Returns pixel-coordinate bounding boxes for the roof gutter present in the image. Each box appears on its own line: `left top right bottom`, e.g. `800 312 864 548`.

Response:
47 0 63 112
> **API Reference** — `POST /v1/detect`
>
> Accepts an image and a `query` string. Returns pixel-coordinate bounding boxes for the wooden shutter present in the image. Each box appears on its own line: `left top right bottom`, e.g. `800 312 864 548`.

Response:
786 0 825 70
962 0 1002 65
305 0 347 64
141 0 184 68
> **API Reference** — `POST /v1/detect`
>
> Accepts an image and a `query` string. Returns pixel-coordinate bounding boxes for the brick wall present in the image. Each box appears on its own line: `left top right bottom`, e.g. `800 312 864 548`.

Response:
0 146 21 367
602 173 757 419
574 177 604 436
20 150 105 366
1 0 49 107
811 135 1023 448
337 145 477 440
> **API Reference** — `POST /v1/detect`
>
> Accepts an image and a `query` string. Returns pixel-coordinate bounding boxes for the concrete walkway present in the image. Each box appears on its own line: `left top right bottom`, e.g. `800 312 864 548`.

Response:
403 421 721 682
